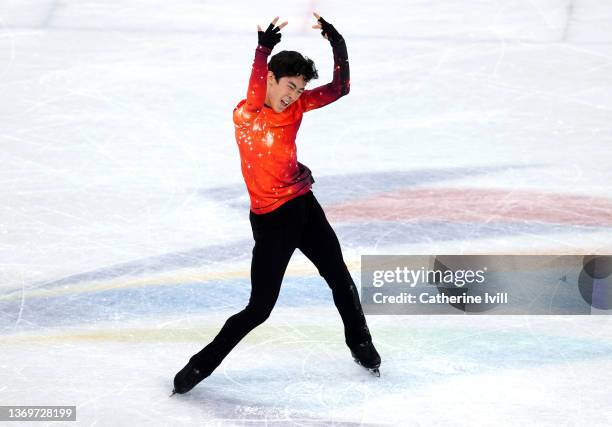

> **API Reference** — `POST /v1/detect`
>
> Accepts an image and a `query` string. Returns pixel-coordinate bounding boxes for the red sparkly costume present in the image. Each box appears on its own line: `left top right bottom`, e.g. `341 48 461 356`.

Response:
233 43 350 214
172 19 381 396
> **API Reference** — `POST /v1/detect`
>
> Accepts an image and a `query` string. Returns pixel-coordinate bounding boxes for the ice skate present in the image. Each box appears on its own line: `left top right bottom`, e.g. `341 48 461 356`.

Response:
349 340 381 377
171 358 214 395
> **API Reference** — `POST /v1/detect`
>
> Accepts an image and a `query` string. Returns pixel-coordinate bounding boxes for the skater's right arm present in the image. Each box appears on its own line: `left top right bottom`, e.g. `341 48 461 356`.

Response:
243 45 271 115
235 18 287 123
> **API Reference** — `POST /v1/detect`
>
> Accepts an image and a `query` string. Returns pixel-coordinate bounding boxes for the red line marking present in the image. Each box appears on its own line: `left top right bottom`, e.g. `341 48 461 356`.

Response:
326 187 612 226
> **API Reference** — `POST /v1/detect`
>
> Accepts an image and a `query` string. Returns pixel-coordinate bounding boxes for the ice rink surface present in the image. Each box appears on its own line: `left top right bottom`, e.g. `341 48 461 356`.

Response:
2 0 612 425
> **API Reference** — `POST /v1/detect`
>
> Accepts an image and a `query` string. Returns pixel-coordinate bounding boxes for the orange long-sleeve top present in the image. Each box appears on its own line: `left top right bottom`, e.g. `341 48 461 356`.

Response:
233 40 350 214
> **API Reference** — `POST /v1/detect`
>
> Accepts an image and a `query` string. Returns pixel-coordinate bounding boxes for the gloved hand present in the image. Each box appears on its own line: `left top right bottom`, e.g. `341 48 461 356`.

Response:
257 16 288 50
312 13 343 45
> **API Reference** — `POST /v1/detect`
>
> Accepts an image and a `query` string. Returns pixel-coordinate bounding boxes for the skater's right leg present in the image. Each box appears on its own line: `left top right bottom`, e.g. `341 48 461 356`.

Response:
173 195 308 394
189 233 296 369
173 239 295 394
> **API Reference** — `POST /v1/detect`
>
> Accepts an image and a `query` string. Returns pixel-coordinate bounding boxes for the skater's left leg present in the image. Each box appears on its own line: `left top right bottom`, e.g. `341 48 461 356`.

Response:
297 194 372 348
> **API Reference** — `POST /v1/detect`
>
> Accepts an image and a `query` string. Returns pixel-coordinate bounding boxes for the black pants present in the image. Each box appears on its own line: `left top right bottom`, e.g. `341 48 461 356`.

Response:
191 190 371 369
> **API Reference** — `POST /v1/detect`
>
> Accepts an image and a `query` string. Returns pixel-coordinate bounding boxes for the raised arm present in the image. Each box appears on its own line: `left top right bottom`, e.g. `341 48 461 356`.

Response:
235 17 287 122
242 45 271 116
301 14 350 112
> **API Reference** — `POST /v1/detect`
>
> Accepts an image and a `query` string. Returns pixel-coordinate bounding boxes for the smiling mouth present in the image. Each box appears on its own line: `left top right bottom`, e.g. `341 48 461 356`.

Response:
281 98 291 108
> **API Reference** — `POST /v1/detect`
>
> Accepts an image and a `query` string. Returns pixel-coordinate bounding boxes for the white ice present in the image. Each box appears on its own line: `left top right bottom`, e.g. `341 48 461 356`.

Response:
2 1 612 425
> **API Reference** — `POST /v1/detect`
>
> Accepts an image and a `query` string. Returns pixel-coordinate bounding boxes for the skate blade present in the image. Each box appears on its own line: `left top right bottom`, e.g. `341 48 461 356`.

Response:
353 358 381 378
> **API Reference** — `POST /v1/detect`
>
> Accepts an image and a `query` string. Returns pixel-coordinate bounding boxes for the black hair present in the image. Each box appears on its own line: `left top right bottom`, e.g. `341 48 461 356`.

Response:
268 50 319 83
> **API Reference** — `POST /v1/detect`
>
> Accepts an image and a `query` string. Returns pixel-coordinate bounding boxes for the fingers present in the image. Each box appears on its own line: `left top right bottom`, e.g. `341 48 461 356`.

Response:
311 12 323 30
259 17 288 32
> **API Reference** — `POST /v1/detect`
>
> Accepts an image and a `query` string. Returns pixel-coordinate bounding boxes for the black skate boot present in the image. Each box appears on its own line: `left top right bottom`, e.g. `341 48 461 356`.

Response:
349 340 381 377
171 357 215 396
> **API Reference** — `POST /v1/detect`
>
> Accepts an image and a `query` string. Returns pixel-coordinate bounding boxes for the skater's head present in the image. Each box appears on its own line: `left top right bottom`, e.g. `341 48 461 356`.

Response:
265 50 318 113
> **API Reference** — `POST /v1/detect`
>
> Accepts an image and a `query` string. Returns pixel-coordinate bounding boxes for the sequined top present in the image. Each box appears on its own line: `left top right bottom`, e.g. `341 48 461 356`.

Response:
233 41 350 214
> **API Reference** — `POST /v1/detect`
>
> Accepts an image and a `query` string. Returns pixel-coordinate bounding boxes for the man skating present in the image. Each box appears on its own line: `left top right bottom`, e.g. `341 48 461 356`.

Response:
173 13 380 395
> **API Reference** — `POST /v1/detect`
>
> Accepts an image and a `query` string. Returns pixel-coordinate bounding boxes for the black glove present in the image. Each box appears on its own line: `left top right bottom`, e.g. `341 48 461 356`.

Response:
317 17 343 45
258 22 282 50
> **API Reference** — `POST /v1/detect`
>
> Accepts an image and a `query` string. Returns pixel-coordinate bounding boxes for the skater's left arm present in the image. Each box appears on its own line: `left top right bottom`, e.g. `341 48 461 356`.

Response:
300 13 350 112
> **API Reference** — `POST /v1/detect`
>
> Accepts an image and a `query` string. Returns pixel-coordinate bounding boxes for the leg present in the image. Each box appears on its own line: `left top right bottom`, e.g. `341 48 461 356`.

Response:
190 231 297 370
184 197 309 379
174 233 298 394
174 236 296 394
173 193 311 393
297 195 372 347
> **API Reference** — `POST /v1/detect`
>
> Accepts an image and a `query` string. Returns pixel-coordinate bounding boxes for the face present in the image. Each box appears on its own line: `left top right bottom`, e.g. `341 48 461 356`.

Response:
266 72 306 113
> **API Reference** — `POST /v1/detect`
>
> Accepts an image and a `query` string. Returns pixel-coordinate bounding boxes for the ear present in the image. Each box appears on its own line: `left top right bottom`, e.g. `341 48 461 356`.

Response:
267 70 276 84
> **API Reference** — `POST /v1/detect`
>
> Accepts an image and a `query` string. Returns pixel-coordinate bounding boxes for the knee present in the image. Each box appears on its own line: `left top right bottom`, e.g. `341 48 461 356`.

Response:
319 262 352 283
243 303 273 326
